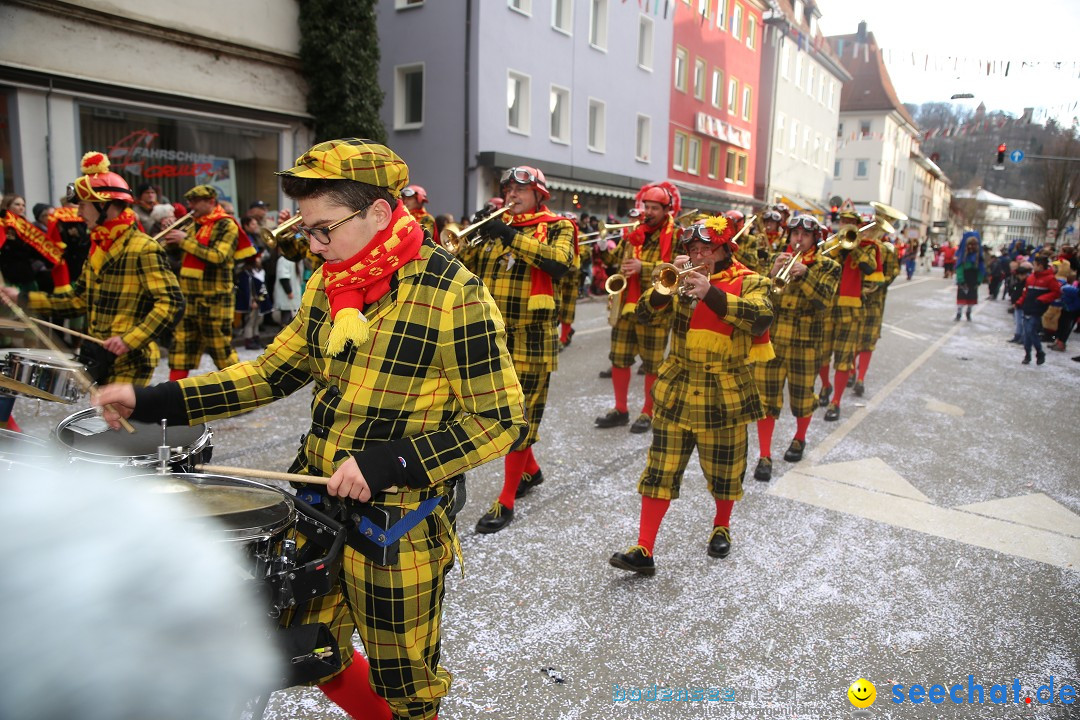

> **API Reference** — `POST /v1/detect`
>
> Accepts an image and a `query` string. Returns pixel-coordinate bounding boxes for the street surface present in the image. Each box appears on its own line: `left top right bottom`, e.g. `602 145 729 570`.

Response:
13 266 1078 719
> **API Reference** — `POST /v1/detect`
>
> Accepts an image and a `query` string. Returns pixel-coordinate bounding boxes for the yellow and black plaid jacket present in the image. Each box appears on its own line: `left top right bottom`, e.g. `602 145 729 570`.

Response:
28 226 183 351
178 217 240 296
764 250 840 348
867 241 901 306
600 222 672 301
155 243 526 495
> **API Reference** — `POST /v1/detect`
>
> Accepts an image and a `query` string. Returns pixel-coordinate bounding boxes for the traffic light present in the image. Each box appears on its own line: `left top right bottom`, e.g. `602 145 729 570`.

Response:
995 143 1007 169
830 205 839 223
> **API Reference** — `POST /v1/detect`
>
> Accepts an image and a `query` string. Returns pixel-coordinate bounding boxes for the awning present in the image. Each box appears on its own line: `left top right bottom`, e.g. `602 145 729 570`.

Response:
546 177 636 200
780 195 828 216
671 180 756 212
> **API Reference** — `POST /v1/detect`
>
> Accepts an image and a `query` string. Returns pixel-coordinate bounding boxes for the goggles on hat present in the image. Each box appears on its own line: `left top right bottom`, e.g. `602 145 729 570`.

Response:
501 167 538 186
787 215 821 232
400 187 418 197
763 210 783 223
679 224 715 245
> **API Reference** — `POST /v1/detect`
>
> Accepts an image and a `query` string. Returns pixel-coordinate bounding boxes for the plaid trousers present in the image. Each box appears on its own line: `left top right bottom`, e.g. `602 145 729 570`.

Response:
169 293 238 371
608 313 669 373
753 343 819 418
857 295 885 352
830 305 863 371
637 417 749 501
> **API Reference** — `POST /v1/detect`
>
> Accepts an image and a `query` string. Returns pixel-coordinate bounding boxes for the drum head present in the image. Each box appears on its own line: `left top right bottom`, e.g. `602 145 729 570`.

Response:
54 409 208 466
126 472 295 542
0 428 52 458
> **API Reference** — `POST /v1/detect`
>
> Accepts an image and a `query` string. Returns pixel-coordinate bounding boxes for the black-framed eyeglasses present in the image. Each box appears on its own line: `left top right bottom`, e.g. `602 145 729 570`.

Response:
500 167 537 185
787 215 821 232
296 207 366 245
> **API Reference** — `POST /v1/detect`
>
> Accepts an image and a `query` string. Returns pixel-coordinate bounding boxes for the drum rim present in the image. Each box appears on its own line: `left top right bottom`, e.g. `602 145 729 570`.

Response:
52 407 213 466
5 349 83 369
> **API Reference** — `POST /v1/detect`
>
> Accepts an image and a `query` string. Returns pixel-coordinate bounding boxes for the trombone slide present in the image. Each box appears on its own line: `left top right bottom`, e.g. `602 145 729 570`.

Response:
150 212 193 242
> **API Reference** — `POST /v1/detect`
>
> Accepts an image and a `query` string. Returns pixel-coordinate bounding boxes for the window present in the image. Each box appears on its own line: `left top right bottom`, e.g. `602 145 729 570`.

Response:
741 85 751 121
711 69 723 108
828 81 836 110
775 112 785 150
589 0 608 49
806 64 814 96
790 119 799 154
732 3 743 39
746 14 756 49
824 139 832 170
693 58 706 100
394 63 424 129
793 0 804 19
638 15 654 70
795 51 804 87
507 70 530 134
674 46 688 92
856 158 869 178
834 159 842 179
687 137 701 175
716 0 727 29
509 0 531 15
673 131 687 171
780 40 790 79
395 0 424 8
837 121 843 138
725 149 738 182
708 142 720 178
814 133 821 167
550 85 570 144
727 77 738 114
818 72 826 103
860 120 872 138
803 127 811 160
697 0 710 19
588 98 606 152
736 153 747 184
636 114 651 162
552 0 572 33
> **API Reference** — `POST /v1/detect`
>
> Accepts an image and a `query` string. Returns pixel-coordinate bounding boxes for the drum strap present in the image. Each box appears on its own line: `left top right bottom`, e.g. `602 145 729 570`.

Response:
356 495 442 548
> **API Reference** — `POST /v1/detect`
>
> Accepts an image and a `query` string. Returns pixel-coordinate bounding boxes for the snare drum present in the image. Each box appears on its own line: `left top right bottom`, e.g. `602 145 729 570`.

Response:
53 408 213 471
3 349 86 404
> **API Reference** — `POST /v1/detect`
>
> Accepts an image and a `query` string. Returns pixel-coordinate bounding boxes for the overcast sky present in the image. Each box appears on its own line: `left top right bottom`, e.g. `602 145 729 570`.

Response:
816 0 1080 126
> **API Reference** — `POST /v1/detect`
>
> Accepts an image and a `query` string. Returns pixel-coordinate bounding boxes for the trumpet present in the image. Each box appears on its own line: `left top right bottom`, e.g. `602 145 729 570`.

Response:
771 251 804 294
651 262 709 296
268 214 304 249
818 222 873 255
150 212 193 242
579 220 638 244
440 207 511 254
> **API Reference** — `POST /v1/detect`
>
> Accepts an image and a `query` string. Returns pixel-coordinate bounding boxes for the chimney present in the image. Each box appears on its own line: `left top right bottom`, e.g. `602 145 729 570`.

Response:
856 20 867 42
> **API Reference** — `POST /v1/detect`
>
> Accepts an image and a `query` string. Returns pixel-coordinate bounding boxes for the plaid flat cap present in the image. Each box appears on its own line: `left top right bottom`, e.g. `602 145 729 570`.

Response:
277 138 410 197
184 184 218 200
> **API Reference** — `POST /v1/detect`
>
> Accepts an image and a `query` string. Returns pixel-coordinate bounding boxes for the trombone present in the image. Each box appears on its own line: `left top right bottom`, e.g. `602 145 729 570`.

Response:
651 262 709 296
818 222 873 255
440 207 511 254
578 220 638 244
150 212 193 242
674 208 702 227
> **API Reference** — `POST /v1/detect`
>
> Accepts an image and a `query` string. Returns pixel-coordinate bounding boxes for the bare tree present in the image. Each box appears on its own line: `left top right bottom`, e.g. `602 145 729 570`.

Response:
1034 130 1080 248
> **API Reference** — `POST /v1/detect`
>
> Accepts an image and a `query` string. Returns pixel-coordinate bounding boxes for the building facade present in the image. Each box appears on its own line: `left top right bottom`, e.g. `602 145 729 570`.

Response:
952 188 1046 249
0 0 311 212
755 0 850 219
378 0 674 220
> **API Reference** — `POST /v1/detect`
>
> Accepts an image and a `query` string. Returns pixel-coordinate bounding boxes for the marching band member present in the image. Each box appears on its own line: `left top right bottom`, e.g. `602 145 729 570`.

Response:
594 182 680 434
556 212 584 349
751 215 839 481
2 152 183 386
852 229 900 397
95 139 526 720
609 216 773 575
467 165 576 533
162 183 256 380
401 184 437 240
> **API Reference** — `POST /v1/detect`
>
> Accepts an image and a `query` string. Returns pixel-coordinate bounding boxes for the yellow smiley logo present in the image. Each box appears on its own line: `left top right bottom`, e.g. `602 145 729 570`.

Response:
848 678 876 708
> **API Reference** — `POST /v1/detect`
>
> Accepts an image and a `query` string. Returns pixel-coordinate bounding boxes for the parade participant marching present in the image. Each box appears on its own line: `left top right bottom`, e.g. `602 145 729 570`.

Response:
94 139 526 720
730 210 762 273
162 184 256 380
953 231 985 322
851 230 900 397
1 152 183 386
752 215 839 481
609 216 773 575
594 182 680 434
401 184 437 240
464 165 575 533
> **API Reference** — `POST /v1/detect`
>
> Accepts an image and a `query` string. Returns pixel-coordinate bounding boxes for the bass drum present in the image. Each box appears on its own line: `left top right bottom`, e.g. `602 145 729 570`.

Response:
53 408 212 471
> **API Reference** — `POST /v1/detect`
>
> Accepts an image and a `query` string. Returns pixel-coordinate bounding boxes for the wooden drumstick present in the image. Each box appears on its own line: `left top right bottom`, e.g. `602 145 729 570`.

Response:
0 290 135 433
27 317 108 346
195 463 399 493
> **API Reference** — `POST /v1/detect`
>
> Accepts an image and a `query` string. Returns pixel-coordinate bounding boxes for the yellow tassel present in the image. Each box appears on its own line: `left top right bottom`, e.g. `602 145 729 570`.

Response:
748 341 776 363
325 307 369 355
179 266 203 279
52 284 72 294
837 296 862 307
621 301 637 315
685 329 734 354
527 294 556 311
235 245 256 260
865 271 885 282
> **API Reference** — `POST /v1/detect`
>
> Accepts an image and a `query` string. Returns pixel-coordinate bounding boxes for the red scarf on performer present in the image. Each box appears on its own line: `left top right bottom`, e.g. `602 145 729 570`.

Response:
180 204 255 279
1 210 64 266
88 208 138 274
321 200 425 355
507 205 566 311
837 241 883 307
620 216 676 315
686 259 774 363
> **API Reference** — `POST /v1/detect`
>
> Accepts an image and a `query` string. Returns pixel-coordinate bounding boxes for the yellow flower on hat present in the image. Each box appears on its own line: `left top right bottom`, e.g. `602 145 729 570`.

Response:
704 215 728 236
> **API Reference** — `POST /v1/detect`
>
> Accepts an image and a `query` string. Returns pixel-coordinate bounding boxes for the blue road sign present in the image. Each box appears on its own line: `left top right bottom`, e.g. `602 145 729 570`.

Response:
1010 150 1024 163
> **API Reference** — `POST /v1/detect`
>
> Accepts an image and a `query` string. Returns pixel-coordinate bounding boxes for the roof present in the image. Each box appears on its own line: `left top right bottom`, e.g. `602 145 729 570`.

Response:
953 188 1011 205
826 29 919 131
762 1 852 82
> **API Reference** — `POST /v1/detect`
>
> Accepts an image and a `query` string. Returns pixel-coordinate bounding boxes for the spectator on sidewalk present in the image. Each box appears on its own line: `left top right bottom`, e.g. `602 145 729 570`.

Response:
1016 255 1062 365
1007 261 1032 343
941 241 956 278
1050 272 1078 352
987 252 1008 299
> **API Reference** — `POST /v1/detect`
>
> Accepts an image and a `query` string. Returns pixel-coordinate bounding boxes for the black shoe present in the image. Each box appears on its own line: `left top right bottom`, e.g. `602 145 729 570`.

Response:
595 408 630 428
1008 337 1022 344
629 414 652 434
637 365 646 376
753 457 772 481
475 502 514 534
966 311 972 322
598 367 613 379
818 385 832 407
824 403 841 422
846 373 855 388
1072 356 1080 362
954 312 961 322
514 469 545 498
1036 351 1045 365
1022 354 1031 365
561 328 575 348
853 380 865 397
783 439 805 462
609 545 656 575
707 526 732 559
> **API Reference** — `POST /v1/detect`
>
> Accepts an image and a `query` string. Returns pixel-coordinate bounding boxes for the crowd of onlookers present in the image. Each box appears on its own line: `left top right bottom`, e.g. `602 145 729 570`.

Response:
997 242 1078 364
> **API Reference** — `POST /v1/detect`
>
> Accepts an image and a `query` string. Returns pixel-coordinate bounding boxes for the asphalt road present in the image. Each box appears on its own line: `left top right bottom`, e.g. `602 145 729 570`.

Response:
10 266 1078 719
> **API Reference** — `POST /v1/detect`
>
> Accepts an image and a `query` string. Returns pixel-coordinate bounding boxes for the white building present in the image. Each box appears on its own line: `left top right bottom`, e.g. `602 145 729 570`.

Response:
952 188 1045 249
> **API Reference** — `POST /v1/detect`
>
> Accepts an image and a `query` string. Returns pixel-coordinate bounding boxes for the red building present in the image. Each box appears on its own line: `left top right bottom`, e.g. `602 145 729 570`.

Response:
667 0 765 212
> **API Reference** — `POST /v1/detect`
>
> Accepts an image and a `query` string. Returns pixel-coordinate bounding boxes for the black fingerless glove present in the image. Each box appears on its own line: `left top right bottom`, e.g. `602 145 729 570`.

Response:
487 219 517 245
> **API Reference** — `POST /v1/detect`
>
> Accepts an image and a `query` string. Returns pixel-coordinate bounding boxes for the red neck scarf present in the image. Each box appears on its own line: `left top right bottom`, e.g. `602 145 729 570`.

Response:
621 216 675 314
321 200 425 355
180 204 255 278
88 208 137 273
508 205 566 311
2 210 64 266
686 259 774 362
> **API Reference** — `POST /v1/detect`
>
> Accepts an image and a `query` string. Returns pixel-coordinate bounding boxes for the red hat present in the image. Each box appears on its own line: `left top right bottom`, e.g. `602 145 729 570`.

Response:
72 152 134 204
401 185 428 204
679 216 738 251
724 210 745 234
635 182 682 215
500 166 550 200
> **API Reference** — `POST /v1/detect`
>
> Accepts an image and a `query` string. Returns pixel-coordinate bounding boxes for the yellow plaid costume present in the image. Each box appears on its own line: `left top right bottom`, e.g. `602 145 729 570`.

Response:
857 240 899 352
171 214 241 370
600 223 673 373
556 242 587 326
460 217 575 447
753 250 840 418
829 243 880 371
635 276 772 501
140 242 524 719
735 230 767 274
28 225 183 385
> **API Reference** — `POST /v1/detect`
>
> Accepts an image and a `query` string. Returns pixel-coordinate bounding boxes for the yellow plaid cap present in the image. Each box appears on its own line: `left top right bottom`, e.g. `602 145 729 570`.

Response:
184 184 218 200
277 138 410 198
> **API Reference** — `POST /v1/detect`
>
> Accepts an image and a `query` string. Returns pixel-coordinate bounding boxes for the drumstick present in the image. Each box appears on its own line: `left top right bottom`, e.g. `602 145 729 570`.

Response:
0 291 135 433
27 317 108 346
195 463 399 493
